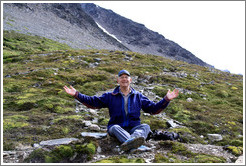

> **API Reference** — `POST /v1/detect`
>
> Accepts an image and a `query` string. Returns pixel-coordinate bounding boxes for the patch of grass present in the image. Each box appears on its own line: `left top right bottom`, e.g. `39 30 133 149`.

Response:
96 156 145 163
3 30 72 57
3 115 29 130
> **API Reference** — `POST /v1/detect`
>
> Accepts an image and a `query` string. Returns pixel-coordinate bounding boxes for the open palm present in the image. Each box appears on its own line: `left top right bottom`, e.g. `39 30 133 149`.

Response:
166 89 179 101
63 85 76 96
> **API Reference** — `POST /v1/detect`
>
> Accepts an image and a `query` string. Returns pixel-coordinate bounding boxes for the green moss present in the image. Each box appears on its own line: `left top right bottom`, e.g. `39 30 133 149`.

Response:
188 120 216 135
24 148 48 163
148 119 168 130
191 154 226 163
3 30 72 56
159 140 194 157
96 156 145 163
98 117 109 126
52 115 83 124
45 145 74 163
226 146 243 156
35 142 95 163
216 90 229 98
75 142 97 160
154 153 182 163
3 115 29 130
230 139 243 147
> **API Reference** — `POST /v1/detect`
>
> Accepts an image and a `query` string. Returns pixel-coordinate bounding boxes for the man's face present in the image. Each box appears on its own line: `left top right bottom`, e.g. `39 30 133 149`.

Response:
117 74 132 88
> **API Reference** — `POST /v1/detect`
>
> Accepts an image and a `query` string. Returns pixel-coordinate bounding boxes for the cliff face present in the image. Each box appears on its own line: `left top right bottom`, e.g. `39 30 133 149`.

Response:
81 3 211 67
4 2 211 67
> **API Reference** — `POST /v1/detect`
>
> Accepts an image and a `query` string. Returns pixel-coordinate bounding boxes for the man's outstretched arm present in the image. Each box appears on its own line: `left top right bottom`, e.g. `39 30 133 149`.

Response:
142 88 179 114
63 85 108 109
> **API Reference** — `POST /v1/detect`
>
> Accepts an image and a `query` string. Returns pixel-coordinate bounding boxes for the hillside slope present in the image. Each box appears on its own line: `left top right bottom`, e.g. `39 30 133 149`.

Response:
2 31 243 163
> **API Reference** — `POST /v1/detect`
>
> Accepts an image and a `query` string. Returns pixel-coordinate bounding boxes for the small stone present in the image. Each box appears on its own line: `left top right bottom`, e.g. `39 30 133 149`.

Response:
33 143 41 148
97 146 102 153
143 113 150 116
89 124 100 131
83 120 92 127
89 109 98 116
94 58 101 62
167 119 179 128
186 98 193 102
92 118 98 124
207 134 223 142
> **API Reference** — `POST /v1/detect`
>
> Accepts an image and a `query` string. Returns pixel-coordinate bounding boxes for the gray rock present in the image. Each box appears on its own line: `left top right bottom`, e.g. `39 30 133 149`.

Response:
83 120 92 127
92 118 99 124
235 155 243 163
89 109 98 116
97 146 102 153
39 138 79 146
81 132 107 139
186 98 193 102
89 124 100 131
167 119 179 128
207 134 223 142
94 58 102 62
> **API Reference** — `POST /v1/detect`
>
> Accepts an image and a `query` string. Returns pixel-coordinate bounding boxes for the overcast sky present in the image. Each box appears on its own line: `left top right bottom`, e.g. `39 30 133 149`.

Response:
93 1 245 75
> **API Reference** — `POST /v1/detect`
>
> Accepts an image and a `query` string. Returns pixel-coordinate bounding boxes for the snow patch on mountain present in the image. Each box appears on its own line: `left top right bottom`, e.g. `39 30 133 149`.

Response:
96 22 122 43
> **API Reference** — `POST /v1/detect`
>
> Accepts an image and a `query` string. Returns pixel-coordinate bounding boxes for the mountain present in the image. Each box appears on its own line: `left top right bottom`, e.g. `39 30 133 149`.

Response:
3 3 211 67
81 3 211 67
3 3 129 51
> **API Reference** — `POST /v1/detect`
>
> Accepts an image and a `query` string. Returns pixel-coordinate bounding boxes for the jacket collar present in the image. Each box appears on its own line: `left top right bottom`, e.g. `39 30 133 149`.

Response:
112 86 137 95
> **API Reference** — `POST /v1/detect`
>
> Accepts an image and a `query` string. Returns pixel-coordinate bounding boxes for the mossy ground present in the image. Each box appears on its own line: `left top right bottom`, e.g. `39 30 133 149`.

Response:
3 31 243 162
24 141 97 163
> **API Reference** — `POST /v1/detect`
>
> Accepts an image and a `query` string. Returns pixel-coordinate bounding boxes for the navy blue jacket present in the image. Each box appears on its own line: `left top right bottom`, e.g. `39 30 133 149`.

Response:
74 86 170 130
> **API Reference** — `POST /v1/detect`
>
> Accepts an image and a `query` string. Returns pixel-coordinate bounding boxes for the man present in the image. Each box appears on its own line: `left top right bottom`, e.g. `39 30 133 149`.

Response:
64 70 179 152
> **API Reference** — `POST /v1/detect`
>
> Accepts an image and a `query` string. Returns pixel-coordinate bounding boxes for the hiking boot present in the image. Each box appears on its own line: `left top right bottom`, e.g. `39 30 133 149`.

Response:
120 136 145 152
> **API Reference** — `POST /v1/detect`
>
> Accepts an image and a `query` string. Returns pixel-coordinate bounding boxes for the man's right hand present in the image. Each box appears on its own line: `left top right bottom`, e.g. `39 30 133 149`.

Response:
63 85 76 96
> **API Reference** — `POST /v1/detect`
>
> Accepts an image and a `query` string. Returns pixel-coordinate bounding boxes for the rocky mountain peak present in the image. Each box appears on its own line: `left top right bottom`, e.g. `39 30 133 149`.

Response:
81 3 212 67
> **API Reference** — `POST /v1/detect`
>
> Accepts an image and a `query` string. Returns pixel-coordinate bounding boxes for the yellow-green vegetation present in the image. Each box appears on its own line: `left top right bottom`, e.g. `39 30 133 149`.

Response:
154 153 182 163
95 156 145 163
3 115 29 130
3 31 243 162
225 146 243 156
3 30 72 57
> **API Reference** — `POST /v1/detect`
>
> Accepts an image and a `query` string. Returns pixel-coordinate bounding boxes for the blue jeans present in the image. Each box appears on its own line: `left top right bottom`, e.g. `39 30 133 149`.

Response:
108 124 150 143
